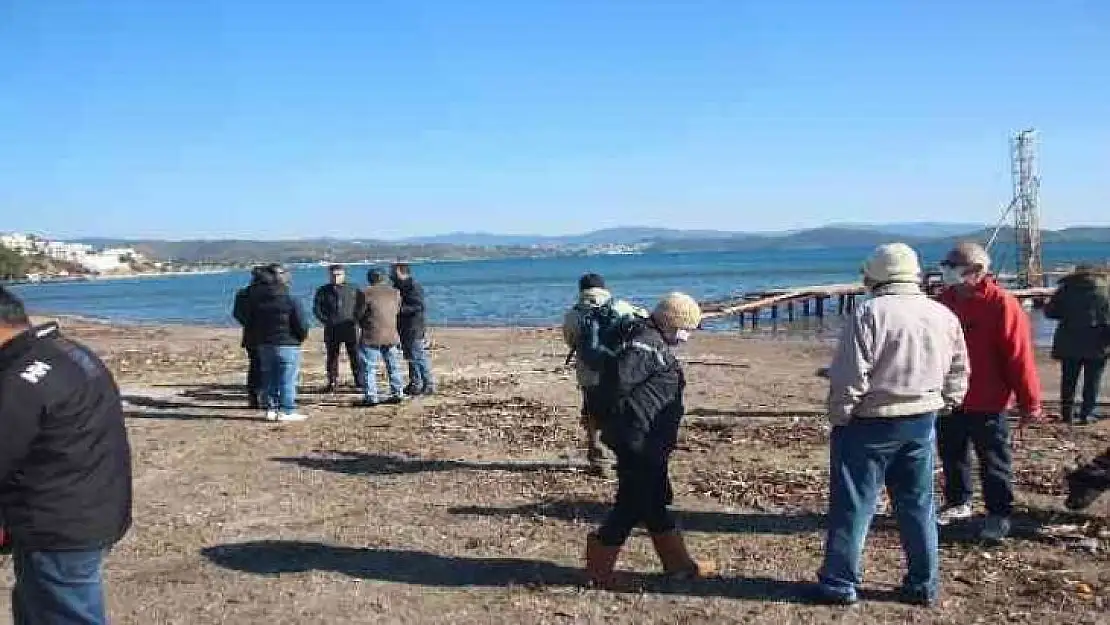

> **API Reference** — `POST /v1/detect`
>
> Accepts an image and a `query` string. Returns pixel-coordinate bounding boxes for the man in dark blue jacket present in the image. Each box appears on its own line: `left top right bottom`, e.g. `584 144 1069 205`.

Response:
233 266 268 408
313 265 364 392
391 263 435 395
0 287 132 624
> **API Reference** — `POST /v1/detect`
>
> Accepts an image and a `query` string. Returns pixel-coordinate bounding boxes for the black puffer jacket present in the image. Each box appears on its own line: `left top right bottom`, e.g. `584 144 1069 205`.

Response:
313 284 362 328
393 277 427 343
244 283 310 346
1045 270 1110 361
597 321 685 461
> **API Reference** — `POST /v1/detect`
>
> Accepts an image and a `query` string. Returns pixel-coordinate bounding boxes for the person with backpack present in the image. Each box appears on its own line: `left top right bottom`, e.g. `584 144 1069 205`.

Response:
584 292 714 588
562 273 648 476
1043 264 1110 425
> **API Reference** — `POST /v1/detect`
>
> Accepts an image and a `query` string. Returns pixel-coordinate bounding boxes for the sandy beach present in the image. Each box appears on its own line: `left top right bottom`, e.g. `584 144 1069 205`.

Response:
1 318 1107 624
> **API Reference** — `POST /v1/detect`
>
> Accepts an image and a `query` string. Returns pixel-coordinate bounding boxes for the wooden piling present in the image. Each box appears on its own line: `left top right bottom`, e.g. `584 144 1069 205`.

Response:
816 296 825 318
838 294 846 315
770 305 779 322
803 300 810 316
787 302 795 322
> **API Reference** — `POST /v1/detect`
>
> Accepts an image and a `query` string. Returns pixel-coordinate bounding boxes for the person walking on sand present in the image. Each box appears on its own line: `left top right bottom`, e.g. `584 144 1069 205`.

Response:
313 264 365 392
815 243 969 607
1044 264 1110 425
356 269 406 406
233 266 268 408
0 287 132 625
391 263 435 396
245 265 311 422
584 292 714 588
935 241 1043 542
562 273 648 476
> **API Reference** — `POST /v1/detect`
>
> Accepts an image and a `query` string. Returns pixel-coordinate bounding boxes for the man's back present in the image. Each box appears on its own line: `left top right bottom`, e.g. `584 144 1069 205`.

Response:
0 324 132 550
361 284 402 347
828 284 968 422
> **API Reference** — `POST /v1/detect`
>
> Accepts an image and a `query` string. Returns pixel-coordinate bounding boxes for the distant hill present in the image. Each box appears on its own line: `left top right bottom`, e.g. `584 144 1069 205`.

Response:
67 224 1110 265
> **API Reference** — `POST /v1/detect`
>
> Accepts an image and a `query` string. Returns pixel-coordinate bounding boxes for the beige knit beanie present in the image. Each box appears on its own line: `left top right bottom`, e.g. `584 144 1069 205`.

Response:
652 292 702 330
862 243 922 284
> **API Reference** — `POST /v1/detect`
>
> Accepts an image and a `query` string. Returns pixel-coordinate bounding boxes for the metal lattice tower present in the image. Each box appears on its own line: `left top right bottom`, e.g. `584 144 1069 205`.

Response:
1011 129 1043 287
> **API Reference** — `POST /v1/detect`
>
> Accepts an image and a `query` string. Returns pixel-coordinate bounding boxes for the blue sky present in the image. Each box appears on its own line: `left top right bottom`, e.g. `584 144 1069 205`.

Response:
1 0 1107 240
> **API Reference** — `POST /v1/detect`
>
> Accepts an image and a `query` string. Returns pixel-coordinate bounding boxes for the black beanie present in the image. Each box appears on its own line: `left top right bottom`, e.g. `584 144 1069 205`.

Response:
578 273 606 291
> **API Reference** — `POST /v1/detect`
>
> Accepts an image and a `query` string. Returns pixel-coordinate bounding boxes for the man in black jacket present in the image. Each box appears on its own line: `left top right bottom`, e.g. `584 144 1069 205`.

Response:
313 265 364 392
0 287 132 624
585 292 713 588
233 266 268 408
391 263 435 395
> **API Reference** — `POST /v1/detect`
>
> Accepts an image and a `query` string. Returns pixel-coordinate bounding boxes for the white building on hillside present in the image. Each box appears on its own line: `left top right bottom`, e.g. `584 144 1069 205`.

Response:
0 233 35 255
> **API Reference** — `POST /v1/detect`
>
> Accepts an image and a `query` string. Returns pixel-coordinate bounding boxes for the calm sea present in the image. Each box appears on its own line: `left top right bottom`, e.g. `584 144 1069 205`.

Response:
9 243 1109 343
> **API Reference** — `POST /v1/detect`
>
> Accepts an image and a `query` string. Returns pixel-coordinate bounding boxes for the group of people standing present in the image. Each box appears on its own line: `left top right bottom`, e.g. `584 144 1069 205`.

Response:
232 262 435 421
563 241 1110 607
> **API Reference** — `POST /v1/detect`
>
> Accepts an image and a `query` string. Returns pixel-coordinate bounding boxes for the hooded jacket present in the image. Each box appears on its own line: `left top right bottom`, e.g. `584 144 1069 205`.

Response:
937 277 1042 414
244 282 310 346
826 282 969 425
562 287 648 387
1044 270 1110 361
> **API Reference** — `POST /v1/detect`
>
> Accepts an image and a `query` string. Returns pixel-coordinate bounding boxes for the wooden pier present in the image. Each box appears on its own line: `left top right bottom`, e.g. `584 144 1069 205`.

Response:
700 282 1055 329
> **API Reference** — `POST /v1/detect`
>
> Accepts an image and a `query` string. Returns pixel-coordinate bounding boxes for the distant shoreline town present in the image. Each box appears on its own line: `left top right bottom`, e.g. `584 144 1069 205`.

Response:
4 224 1109 283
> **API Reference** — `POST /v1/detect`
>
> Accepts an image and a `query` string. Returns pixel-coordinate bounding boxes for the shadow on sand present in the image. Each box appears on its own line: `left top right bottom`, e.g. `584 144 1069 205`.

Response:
450 499 828 535
273 451 589 476
201 540 904 604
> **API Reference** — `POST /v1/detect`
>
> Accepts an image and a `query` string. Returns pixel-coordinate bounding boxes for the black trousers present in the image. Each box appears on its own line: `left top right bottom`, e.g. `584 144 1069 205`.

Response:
245 347 261 397
937 412 1013 516
324 325 362 386
1061 357 1108 417
596 451 677 546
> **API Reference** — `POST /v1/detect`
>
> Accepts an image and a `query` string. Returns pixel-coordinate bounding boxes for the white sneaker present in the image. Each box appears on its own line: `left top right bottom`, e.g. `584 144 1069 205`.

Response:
275 412 308 422
264 410 279 421
937 503 974 526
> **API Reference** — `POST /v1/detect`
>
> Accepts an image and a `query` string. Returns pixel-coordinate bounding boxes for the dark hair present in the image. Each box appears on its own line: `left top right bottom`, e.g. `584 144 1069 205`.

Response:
328 264 344 273
367 269 386 285
0 287 30 327
578 273 606 291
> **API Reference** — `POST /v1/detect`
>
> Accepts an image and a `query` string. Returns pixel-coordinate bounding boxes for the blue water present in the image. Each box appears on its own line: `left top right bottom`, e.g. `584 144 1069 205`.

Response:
8 244 1109 338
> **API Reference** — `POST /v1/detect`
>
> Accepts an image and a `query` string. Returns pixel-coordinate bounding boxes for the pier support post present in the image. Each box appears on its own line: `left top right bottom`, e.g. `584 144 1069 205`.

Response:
803 300 810 316
838 295 846 316
816 297 825 319
751 310 759 329
787 302 795 322
770 305 779 323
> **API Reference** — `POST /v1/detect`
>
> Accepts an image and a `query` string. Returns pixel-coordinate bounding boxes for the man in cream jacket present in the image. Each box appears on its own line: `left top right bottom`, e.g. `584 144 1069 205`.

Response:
815 243 969 607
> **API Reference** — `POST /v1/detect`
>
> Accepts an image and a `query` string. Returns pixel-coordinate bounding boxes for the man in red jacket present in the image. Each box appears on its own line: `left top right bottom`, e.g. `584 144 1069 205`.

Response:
936 242 1043 542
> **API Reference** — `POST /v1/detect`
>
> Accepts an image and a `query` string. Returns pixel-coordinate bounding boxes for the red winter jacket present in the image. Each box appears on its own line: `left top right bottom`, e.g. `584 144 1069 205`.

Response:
937 278 1042 414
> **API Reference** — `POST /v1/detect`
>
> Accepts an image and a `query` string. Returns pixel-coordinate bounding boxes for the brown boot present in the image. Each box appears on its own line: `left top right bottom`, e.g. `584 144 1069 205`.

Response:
584 533 622 588
650 531 716 579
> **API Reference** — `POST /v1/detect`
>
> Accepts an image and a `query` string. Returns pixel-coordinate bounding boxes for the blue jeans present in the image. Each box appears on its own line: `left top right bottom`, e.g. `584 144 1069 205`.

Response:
257 345 301 413
818 413 939 602
402 337 435 391
359 344 405 401
12 548 107 625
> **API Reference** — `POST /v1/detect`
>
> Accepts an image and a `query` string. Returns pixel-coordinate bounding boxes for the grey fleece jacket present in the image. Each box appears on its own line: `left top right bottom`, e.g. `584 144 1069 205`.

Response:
827 282 970 426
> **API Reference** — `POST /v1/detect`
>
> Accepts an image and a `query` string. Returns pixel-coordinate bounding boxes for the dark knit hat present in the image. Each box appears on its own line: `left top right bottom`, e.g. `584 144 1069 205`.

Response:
578 273 606 291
